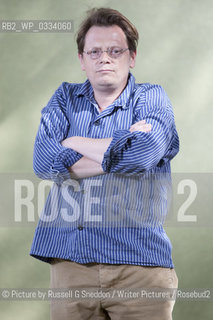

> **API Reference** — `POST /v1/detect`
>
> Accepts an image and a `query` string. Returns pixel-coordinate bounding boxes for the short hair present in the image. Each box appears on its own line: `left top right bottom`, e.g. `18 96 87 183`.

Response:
76 7 139 55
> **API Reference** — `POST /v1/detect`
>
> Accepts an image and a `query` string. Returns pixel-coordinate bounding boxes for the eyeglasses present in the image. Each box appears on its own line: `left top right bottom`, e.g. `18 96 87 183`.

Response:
83 47 129 60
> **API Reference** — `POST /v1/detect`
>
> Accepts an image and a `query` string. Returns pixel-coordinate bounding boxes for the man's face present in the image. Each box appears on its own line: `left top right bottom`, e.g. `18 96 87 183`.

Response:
78 25 136 94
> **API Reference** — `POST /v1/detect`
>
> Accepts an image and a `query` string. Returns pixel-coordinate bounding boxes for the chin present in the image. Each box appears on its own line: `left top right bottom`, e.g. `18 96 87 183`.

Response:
98 81 115 88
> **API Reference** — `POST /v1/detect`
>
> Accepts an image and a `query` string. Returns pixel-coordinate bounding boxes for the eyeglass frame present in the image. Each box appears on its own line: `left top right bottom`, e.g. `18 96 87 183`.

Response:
82 47 130 60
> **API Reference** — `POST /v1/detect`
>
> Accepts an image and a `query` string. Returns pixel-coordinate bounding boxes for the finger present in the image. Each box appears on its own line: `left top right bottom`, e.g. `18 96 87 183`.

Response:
130 123 152 133
129 119 146 130
132 123 151 130
144 124 152 132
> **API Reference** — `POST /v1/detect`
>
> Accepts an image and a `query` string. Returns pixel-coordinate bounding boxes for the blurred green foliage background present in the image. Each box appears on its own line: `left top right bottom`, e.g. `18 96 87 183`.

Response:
0 0 212 319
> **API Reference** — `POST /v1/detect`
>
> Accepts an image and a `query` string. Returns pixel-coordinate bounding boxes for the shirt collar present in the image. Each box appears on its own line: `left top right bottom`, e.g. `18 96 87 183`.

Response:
75 73 136 109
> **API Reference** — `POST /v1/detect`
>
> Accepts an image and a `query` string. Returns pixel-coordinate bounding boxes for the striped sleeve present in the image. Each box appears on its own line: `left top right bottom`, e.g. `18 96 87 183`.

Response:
102 85 179 174
33 83 82 183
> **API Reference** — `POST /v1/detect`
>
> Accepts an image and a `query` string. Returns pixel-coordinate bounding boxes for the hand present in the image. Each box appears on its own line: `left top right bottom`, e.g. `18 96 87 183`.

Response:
129 120 152 133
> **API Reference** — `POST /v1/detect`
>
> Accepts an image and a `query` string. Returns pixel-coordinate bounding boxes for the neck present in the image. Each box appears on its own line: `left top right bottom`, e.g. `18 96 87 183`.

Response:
94 85 126 112
94 91 118 112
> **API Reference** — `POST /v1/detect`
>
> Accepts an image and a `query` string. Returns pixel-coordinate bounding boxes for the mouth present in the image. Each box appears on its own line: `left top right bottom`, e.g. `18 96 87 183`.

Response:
96 69 114 73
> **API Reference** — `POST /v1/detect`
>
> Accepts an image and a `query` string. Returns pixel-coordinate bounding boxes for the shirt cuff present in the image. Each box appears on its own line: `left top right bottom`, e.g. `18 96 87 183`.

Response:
50 147 82 183
102 129 134 173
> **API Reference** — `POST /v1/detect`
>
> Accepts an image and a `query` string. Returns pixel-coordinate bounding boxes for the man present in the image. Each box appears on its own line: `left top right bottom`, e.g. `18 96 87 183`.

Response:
30 7 179 320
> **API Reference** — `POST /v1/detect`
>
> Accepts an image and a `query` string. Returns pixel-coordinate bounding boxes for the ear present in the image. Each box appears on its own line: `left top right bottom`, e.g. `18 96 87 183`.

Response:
78 53 85 71
129 51 136 69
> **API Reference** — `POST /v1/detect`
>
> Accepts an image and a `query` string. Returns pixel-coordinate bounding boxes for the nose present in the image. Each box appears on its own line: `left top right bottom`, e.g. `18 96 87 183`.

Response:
99 51 111 63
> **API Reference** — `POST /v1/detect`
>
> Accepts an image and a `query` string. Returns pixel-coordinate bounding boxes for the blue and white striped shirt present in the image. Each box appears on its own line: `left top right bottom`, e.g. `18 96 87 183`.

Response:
30 73 179 268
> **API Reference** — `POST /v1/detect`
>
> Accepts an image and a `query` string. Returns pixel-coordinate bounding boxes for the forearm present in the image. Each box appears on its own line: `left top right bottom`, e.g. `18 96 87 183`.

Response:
61 121 152 177
62 136 112 164
68 156 105 179
102 114 178 174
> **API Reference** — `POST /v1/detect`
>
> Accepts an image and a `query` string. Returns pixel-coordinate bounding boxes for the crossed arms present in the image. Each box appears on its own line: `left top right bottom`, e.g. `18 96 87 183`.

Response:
33 83 179 183
61 120 152 179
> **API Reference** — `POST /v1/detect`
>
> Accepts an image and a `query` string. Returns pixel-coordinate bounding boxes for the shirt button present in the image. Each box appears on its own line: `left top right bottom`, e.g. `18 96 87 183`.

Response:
78 225 83 231
94 120 100 126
